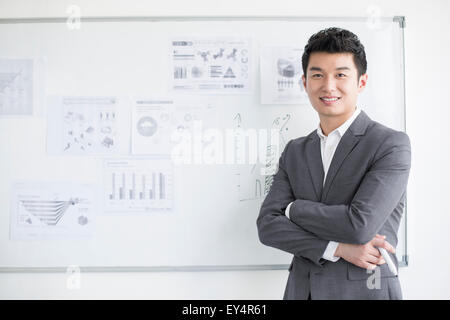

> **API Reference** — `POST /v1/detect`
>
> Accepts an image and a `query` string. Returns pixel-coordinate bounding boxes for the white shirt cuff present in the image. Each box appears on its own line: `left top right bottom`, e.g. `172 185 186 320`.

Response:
322 241 340 262
285 202 293 219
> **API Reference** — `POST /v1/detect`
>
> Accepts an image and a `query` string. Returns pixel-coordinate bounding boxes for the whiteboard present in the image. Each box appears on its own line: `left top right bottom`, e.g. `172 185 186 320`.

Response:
0 16 407 271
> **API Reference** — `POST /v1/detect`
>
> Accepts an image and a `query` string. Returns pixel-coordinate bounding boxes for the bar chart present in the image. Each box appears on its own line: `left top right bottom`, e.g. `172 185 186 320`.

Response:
104 159 173 212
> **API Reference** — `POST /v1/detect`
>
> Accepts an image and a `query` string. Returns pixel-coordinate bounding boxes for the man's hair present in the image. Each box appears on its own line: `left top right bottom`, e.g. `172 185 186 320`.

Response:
302 27 367 79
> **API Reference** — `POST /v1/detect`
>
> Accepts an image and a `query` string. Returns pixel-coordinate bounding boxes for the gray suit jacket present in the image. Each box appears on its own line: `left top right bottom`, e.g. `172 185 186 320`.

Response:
257 110 411 300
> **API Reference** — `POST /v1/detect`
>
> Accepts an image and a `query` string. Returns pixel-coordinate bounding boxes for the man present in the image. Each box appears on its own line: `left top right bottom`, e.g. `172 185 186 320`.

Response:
256 28 411 300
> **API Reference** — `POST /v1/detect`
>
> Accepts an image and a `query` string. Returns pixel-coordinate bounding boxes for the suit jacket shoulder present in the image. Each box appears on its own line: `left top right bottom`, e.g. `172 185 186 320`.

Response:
360 119 411 161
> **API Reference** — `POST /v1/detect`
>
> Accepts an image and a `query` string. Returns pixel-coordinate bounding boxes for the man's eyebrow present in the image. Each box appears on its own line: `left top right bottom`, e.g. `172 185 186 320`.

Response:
308 66 351 72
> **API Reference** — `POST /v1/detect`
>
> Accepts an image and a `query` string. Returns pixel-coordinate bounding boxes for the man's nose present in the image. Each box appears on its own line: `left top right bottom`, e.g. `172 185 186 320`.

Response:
322 76 337 92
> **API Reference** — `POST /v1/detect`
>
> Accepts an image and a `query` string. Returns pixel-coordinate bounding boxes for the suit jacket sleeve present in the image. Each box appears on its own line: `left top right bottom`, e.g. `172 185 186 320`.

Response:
288 131 411 245
257 140 330 267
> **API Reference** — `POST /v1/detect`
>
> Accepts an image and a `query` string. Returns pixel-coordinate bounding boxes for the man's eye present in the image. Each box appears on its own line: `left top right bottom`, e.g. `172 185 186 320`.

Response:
312 74 322 78
337 73 347 77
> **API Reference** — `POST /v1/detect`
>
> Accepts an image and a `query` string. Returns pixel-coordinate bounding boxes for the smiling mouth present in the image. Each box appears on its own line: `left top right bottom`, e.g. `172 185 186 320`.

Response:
320 97 341 102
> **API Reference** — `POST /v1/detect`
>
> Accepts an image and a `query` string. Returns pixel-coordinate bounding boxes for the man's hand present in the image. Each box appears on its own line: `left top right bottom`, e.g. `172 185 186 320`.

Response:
334 234 396 270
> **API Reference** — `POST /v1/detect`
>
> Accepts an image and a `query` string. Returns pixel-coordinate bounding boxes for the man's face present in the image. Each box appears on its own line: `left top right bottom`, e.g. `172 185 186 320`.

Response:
302 52 368 120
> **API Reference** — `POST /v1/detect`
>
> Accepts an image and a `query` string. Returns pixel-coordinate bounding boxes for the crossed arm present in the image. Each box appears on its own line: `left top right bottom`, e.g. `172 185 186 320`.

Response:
256 141 330 267
257 132 411 267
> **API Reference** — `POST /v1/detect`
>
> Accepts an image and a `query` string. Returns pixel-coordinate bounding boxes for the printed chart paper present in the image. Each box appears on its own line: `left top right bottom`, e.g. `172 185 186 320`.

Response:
131 98 215 156
10 182 96 240
103 158 173 213
47 96 128 155
0 59 33 115
171 37 251 93
260 45 309 105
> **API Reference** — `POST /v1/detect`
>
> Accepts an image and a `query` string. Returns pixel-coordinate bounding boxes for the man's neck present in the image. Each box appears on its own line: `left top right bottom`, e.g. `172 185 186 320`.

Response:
319 108 356 136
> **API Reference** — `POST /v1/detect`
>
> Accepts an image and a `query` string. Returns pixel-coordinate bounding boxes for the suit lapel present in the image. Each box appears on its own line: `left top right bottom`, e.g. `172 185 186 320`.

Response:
321 134 360 202
305 133 324 201
320 110 371 202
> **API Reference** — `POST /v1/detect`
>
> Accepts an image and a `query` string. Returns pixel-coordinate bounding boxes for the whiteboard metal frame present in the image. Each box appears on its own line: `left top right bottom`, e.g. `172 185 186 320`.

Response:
0 15 407 272
0 15 404 24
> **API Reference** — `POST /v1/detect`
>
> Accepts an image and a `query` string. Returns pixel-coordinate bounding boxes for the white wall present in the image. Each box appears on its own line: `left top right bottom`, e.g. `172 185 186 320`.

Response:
1 0 449 299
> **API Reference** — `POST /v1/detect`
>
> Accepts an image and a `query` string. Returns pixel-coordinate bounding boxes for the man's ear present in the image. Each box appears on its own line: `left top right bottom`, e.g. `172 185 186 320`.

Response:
302 74 307 91
358 73 368 93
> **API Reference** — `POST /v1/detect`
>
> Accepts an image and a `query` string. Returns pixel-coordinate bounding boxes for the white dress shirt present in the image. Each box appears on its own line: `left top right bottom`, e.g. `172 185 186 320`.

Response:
285 107 361 262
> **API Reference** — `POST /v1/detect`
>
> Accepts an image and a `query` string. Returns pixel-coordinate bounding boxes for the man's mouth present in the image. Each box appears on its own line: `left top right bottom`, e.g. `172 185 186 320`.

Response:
320 96 341 105
320 96 341 102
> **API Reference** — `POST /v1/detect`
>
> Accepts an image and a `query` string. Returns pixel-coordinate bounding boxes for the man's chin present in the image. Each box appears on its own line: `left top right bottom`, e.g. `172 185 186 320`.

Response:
314 106 343 117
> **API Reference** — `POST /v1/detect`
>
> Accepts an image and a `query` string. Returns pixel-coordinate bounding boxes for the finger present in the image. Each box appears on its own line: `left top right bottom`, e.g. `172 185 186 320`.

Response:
365 241 382 256
371 238 396 255
371 237 388 249
367 244 382 257
364 262 378 271
366 254 381 264
372 237 396 253
371 253 386 265
381 241 396 254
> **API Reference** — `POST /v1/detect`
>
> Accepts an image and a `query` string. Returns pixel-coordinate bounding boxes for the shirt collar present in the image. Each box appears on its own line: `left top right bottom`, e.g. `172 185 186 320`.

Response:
317 106 361 139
